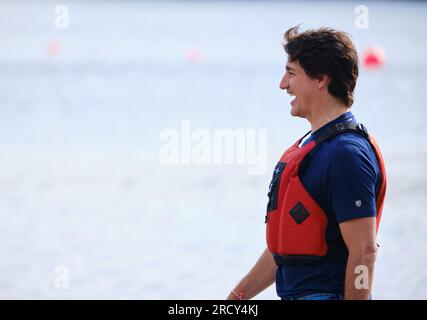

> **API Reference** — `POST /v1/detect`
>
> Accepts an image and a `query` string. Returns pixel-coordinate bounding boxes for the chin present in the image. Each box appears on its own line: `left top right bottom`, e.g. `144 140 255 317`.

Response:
290 102 306 118
290 105 301 117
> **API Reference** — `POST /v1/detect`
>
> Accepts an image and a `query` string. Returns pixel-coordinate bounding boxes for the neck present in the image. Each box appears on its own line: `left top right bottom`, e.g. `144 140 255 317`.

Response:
307 101 350 133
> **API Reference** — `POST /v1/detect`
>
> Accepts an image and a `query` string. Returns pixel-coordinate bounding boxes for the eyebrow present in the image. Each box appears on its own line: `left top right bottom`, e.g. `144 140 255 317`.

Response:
286 65 295 72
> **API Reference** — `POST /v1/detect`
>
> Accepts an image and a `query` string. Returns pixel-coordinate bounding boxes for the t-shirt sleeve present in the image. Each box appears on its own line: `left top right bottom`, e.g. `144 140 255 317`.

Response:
327 140 379 224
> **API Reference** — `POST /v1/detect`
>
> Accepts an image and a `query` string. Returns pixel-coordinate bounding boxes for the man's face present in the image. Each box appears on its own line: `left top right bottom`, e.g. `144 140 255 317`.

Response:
279 59 320 118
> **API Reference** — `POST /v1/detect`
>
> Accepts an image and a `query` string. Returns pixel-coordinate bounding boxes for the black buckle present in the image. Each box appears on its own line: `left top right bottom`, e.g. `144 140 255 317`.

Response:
356 123 369 138
336 122 346 132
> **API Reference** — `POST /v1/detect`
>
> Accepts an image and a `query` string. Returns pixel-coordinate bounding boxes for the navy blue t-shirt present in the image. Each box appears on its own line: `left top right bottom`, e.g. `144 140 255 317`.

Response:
275 111 381 299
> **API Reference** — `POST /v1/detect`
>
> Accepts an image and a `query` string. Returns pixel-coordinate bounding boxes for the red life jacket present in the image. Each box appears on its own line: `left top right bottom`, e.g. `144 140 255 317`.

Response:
265 122 387 265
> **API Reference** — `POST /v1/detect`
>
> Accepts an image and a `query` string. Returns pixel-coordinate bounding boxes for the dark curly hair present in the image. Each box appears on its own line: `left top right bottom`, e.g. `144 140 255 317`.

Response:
283 26 359 107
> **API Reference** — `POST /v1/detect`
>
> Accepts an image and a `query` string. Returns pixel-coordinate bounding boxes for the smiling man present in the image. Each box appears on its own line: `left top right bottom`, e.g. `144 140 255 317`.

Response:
227 26 387 300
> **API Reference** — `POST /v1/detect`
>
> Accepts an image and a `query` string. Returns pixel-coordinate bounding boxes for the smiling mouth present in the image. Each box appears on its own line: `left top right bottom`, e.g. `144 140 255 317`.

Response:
288 93 296 104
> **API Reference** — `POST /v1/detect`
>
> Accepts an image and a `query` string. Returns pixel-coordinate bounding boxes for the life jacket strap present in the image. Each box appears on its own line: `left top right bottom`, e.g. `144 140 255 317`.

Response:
273 253 344 266
315 122 369 145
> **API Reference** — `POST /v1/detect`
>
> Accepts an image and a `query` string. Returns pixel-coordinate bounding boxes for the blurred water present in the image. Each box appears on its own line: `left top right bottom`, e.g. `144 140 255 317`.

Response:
0 0 427 299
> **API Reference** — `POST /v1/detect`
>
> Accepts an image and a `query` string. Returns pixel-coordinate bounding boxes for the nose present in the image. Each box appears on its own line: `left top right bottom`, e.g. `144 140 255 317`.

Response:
279 73 289 90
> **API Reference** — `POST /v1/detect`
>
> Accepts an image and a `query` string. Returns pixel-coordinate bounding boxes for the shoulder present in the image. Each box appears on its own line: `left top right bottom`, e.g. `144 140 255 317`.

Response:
304 132 378 181
322 132 380 193
326 132 378 167
323 132 380 222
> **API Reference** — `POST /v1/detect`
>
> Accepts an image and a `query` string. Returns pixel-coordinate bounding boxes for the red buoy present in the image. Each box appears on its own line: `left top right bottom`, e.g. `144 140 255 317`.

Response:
362 46 385 69
186 49 201 64
47 40 61 57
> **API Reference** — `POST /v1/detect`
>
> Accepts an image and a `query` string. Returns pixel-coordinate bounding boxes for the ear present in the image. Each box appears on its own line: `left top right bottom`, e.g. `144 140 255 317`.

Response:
317 74 329 89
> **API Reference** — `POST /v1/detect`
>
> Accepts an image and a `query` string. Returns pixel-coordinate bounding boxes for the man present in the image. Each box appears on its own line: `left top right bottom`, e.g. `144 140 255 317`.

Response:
227 26 387 301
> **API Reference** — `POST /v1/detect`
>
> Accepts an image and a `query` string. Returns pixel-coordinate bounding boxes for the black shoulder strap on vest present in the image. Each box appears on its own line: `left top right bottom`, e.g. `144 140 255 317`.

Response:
314 122 369 145
298 122 370 177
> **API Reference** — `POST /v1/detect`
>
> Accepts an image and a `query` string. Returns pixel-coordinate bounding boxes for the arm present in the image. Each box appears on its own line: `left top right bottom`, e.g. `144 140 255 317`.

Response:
226 248 276 300
339 217 377 300
326 140 380 299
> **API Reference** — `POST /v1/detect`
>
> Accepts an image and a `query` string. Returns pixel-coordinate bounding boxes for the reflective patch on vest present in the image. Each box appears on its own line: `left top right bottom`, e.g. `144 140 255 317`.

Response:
266 162 286 213
289 202 310 225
